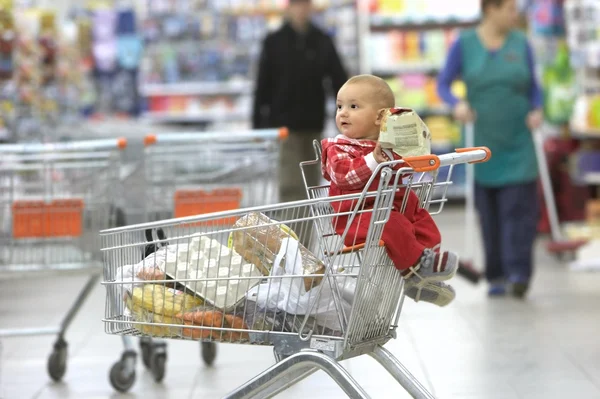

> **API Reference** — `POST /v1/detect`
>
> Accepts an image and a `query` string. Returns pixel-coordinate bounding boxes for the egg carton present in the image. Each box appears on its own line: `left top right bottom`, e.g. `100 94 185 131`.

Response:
164 234 263 311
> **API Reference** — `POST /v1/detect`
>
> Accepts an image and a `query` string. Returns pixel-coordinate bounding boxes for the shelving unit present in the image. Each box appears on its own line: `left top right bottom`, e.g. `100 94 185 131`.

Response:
138 0 359 126
358 1 480 199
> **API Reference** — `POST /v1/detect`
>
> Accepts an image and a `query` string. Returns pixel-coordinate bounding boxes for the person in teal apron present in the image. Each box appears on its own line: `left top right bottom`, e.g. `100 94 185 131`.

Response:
437 0 543 298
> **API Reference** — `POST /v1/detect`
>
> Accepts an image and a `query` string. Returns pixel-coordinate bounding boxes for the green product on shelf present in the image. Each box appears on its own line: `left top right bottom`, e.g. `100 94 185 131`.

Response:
542 43 576 125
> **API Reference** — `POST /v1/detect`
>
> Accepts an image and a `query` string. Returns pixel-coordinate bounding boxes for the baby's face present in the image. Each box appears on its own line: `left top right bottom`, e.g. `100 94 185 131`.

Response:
336 83 381 141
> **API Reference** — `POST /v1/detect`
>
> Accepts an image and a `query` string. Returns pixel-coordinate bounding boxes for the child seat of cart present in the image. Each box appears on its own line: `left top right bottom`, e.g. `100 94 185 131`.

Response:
299 139 445 258
299 139 388 257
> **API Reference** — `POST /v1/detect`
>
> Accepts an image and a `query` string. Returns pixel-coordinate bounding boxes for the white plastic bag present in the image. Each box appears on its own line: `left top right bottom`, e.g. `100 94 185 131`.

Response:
246 237 353 331
114 246 173 292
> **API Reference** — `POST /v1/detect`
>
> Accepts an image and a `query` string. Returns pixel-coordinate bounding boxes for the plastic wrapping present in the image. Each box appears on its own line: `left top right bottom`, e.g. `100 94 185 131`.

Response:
177 308 249 341
231 212 325 292
124 284 203 337
115 247 171 292
125 297 183 337
379 108 431 157
164 234 263 311
246 237 352 331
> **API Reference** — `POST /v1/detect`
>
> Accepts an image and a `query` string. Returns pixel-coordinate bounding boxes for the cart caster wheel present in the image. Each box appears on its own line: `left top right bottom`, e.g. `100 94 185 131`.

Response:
109 352 136 393
140 339 152 369
201 342 217 366
150 353 167 382
47 339 67 382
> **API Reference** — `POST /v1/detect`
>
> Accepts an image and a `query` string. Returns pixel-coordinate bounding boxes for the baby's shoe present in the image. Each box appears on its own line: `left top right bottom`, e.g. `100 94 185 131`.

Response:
402 248 459 285
405 280 456 307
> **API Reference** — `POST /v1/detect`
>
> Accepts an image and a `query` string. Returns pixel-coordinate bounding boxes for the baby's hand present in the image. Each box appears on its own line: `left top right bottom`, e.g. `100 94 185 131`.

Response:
374 142 392 163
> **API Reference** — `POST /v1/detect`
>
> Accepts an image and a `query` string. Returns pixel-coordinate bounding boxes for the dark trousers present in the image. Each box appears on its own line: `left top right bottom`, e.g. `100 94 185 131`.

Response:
279 130 322 203
475 181 539 284
278 130 322 249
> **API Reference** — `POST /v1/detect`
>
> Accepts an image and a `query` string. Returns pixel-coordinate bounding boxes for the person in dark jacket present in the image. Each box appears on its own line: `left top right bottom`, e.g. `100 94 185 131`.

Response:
252 0 348 202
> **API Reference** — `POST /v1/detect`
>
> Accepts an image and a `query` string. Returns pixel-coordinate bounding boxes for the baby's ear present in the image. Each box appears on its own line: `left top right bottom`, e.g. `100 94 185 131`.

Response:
375 108 387 126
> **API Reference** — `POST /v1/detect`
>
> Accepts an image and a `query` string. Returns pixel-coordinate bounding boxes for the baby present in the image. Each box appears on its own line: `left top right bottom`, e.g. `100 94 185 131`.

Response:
321 74 459 306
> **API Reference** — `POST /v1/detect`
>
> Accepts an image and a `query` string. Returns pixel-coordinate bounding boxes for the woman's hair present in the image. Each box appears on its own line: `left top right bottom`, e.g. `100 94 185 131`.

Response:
481 0 507 13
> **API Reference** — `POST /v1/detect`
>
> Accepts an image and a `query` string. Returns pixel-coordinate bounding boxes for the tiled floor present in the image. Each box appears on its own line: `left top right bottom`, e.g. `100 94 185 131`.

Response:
1 206 600 399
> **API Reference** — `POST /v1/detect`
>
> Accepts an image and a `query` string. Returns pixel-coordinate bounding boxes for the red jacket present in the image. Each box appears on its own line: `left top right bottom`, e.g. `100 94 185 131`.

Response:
321 135 441 270
321 135 407 212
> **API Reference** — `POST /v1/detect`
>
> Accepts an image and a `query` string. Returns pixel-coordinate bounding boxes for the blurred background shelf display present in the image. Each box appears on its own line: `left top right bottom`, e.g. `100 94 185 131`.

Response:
138 0 359 126
359 0 480 198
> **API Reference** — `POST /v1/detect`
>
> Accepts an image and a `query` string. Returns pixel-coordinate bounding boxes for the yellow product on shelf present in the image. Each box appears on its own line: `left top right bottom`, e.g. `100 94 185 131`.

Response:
587 95 600 129
424 116 461 148
87 0 112 11
378 0 404 14
39 10 55 33
0 0 12 11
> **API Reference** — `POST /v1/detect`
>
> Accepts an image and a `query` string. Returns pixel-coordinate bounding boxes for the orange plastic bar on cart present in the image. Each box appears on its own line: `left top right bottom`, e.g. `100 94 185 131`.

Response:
12 199 84 238
278 127 289 140
327 240 386 256
402 154 441 172
455 146 492 163
174 188 243 226
144 134 157 146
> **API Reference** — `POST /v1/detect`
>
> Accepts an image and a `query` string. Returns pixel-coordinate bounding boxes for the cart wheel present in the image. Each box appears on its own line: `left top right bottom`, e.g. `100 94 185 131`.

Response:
47 340 67 382
109 357 136 393
140 339 152 369
150 353 167 382
201 342 217 366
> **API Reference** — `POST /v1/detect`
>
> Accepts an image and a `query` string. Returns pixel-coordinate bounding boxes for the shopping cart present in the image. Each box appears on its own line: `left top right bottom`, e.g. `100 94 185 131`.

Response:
0 138 128 384
101 146 490 398
142 128 288 222
129 127 287 385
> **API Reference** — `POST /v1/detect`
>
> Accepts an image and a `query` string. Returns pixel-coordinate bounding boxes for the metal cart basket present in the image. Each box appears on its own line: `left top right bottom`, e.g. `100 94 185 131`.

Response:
119 127 287 386
101 146 490 398
142 128 287 222
0 138 126 383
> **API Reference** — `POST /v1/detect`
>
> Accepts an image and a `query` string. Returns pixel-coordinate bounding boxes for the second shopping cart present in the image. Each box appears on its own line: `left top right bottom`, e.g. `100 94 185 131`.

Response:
112 127 288 390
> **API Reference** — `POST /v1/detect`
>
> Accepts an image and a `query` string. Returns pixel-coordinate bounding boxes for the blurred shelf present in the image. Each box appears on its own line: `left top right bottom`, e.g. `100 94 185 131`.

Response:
140 81 253 97
431 141 455 153
141 110 248 123
569 124 600 139
220 2 354 16
417 106 452 117
372 63 441 75
370 16 479 30
581 172 600 185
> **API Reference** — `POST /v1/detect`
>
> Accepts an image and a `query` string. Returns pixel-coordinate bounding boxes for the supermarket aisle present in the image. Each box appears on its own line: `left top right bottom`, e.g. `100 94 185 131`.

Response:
1 206 600 399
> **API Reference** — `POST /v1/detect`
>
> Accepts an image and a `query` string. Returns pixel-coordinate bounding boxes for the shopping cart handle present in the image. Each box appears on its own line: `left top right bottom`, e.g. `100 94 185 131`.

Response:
144 127 288 146
0 138 127 153
455 147 492 163
437 147 492 167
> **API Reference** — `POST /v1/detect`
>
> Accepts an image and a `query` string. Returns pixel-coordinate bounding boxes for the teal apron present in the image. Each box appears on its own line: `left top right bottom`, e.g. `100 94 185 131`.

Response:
460 30 538 187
